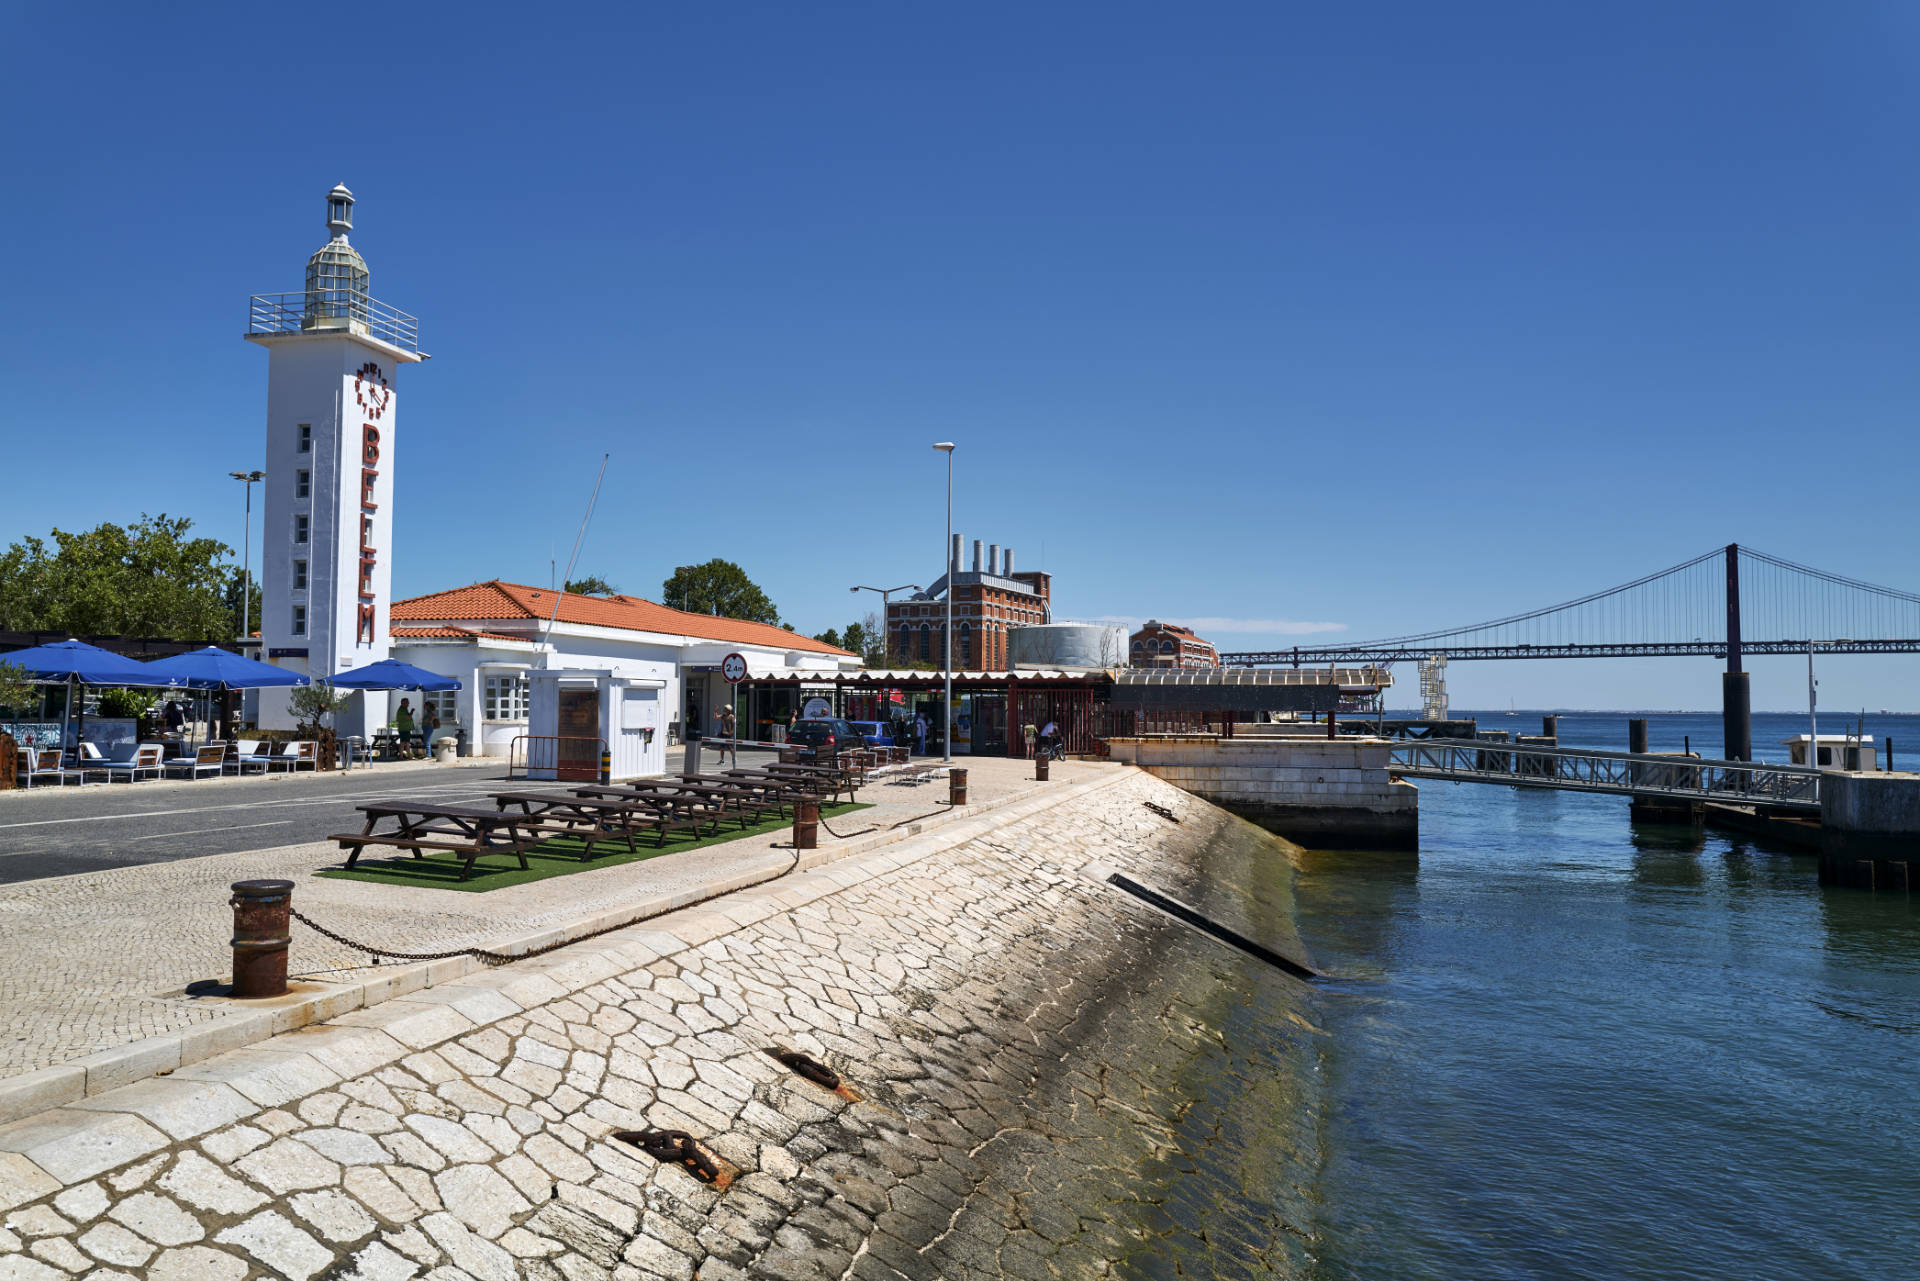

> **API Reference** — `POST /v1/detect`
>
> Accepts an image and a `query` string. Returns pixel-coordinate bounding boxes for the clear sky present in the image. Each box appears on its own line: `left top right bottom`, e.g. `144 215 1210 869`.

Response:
4 3 1917 711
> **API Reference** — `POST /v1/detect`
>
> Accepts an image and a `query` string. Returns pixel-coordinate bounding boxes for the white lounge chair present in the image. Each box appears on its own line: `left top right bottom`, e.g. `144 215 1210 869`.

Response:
19 749 71 788
268 740 317 773
70 742 112 783
164 743 228 781
99 743 165 783
226 740 274 775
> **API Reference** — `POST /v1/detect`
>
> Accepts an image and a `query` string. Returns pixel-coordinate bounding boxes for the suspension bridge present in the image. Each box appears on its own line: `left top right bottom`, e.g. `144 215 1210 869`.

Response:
1220 544 1920 760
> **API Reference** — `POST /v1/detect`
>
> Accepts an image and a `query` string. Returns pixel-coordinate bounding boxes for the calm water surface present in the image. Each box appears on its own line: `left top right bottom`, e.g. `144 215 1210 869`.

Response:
1294 711 1920 1280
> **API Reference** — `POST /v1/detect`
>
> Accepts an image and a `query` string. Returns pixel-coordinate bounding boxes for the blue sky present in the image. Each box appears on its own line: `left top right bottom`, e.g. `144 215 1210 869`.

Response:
4 2 1917 711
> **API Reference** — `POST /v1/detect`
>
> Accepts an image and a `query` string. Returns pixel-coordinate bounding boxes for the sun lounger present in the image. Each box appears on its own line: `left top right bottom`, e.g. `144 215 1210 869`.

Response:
267 741 317 773
164 743 228 781
98 743 166 783
224 740 274 775
19 748 72 788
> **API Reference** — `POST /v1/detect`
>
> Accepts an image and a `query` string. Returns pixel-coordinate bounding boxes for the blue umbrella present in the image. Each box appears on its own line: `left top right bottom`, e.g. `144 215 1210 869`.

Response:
0 639 183 756
142 647 309 690
328 659 461 691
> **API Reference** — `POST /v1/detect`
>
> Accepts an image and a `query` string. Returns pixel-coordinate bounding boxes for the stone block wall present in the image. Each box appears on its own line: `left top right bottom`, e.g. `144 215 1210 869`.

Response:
1105 734 1417 849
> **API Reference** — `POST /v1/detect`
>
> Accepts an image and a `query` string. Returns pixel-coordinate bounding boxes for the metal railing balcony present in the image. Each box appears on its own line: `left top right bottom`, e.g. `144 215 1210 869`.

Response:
247 291 421 355
1388 738 1822 810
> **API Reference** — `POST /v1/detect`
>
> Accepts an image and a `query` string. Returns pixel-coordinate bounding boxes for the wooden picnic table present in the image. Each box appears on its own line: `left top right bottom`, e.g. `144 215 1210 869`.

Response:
762 762 859 802
330 802 547 880
601 779 775 830
567 784 728 839
490 790 712 851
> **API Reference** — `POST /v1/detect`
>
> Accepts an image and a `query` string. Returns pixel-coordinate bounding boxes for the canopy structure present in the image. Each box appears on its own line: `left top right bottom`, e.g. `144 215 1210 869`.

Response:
328 659 461 692
141 647 310 690
3 639 183 687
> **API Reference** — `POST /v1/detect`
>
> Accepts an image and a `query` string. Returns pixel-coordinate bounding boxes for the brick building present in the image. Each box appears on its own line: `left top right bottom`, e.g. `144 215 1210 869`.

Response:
887 537 1050 671
1128 619 1219 669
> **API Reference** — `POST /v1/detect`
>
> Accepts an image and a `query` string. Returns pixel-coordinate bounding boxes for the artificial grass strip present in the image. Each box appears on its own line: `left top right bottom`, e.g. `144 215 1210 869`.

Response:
315 803 872 893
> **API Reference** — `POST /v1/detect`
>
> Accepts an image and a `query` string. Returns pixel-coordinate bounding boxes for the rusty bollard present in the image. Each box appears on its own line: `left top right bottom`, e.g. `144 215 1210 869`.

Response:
950 767 969 805
793 796 819 850
230 879 294 999
1036 753 1050 781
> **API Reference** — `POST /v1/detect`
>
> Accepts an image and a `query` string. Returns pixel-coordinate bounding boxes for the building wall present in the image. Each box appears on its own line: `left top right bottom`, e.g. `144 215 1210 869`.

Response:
1128 621 1220 670
887 571 1052 671
256 335 406 733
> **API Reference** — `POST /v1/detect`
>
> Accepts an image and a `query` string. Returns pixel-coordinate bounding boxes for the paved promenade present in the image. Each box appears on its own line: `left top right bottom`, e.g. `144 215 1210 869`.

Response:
0 764 1323 1280
0 759 1072 1089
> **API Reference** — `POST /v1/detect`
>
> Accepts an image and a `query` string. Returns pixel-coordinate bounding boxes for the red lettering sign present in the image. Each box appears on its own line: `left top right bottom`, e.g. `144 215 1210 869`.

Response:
363 425 380 465
359 553 376 598
361 468 378 509
356 602 377 644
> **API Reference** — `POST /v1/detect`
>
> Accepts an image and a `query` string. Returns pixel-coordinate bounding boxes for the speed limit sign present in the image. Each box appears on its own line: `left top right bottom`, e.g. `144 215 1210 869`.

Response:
721 653 748 684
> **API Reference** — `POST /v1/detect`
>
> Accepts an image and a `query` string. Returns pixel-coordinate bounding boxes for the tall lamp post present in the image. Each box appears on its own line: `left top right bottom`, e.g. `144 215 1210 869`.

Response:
933 443 955 762
849 584 921 662
229 470 264 642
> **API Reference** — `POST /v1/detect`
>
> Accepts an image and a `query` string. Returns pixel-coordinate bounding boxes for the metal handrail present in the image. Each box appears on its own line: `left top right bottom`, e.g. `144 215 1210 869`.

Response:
1387 737 1822 810
247 291 421 354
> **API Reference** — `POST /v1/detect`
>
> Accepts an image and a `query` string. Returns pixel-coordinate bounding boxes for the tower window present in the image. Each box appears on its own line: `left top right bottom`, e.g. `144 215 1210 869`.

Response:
298 423 311 453
294 514 309 544
296 469 310 500
293 559 307 591
291 605 307 637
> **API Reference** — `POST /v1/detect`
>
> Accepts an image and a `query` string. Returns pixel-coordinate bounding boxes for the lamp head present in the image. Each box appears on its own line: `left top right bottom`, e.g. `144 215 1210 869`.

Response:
932 442 955 453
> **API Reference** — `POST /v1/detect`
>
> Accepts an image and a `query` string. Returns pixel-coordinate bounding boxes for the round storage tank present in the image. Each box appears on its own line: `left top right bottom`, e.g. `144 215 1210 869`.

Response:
1009 623 1130 670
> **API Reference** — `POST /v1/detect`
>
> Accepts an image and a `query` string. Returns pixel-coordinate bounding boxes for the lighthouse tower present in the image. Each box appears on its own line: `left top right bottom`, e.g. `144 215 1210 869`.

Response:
246 184 427 734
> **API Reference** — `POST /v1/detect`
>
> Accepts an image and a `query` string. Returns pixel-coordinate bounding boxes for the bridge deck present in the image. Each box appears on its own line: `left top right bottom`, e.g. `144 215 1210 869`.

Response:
1387 739 1821 811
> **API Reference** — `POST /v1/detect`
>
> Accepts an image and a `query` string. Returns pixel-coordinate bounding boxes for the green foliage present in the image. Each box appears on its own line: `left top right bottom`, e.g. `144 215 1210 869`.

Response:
0 661 34 714
563 575 617 596
223 574 263 635
289 681 348 728
662 560 781 626
812 628 843 650
840 621 865 657
0 514 239 640
95 687 152 719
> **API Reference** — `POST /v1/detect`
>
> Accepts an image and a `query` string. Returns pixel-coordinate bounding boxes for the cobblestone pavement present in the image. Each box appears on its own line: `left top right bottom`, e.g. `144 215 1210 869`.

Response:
0 768 1325 1279
0 759 1074 1082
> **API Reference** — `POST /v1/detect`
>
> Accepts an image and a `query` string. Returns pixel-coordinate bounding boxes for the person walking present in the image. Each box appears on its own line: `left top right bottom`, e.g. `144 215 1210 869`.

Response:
718 704 737 765
913 711 928 756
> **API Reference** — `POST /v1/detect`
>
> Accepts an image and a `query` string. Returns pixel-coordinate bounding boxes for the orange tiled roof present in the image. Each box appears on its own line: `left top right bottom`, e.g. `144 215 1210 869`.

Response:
390 581 854 657
389 625 534 644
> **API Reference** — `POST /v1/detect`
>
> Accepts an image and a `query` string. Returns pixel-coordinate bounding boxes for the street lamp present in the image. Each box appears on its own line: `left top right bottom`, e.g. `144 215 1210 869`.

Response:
229 470 264 643
933 442 955 763
850 584 920 665
1806 638 1853 769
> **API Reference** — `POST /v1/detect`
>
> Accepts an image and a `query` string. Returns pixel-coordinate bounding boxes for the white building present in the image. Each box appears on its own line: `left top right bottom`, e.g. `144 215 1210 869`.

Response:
389 581 858 773
247 184 425 737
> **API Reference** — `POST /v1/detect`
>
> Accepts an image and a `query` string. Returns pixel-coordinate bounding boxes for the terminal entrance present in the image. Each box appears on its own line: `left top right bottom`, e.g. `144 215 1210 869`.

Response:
556 688 600 780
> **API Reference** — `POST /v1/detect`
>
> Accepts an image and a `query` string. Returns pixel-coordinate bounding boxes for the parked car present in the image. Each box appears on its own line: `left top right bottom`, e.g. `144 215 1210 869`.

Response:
846 720 895 748
788 718 867 761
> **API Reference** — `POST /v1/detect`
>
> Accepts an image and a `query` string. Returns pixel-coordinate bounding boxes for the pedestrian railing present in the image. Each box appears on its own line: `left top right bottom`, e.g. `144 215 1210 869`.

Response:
1388 738 1822 810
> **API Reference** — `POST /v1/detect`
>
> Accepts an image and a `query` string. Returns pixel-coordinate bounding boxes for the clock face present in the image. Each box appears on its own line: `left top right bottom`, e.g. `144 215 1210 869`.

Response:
721 653 748 683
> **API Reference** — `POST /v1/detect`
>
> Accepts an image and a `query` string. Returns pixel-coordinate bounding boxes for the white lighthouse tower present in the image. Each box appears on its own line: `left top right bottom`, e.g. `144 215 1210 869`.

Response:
247 184 427 735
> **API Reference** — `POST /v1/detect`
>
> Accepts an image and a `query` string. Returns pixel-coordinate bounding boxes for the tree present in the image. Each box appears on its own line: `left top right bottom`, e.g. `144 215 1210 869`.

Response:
564 575 617 596
662 560 780 625
813 628 843 650
0 515 238 640
0 660 33 715
223 574 263 638
840 622 865 658
854 611 887 666
289 681 348 729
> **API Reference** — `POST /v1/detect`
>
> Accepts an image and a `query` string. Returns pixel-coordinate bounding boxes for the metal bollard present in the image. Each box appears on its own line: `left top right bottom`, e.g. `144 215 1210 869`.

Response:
1036 753 1050 781
230 879 294 999
793 796 819 849
950 767 969 804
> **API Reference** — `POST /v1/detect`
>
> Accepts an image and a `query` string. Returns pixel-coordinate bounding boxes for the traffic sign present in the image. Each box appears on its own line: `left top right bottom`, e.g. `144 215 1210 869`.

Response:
721 653 748 684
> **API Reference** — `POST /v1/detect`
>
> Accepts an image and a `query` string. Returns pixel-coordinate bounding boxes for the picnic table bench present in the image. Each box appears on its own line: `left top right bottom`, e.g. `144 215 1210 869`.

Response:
495 789 715 849
762 762 859 803
568 784 728 840
607 779 780 830
718 768 841 804
330 802 547 880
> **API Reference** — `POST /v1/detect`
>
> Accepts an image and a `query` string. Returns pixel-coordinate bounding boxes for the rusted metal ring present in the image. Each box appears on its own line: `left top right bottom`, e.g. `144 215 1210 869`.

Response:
767 1047 841 1090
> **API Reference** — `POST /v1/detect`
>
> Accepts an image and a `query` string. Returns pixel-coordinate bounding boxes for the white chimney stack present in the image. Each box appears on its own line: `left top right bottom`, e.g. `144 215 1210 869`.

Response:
988 543 999 575
1003 547 1015 576
972 539 983 572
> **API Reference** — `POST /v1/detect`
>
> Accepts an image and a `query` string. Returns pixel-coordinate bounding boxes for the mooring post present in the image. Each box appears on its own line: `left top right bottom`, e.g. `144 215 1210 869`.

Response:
1629 718 1649 755
951 766 970 801
229 879 293 999
792 796 818 850
1542 714 1558 742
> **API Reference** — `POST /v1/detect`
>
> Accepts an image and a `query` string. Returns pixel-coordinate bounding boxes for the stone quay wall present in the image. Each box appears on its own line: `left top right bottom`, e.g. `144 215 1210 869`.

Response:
0 768 1326 1281
1104 734 1418 849
1819 769 1920 889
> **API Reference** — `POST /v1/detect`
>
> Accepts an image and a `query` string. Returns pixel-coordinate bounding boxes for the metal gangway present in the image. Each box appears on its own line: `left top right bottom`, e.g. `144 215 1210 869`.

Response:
1387 739 1822 811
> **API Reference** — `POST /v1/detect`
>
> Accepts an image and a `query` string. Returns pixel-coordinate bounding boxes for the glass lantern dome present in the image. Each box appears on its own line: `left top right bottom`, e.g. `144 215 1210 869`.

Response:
302 184 370 330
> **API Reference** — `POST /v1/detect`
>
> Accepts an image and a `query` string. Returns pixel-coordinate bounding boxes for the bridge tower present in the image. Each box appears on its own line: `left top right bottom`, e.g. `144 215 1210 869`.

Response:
1723 543 1751 761
1419 654 1448 722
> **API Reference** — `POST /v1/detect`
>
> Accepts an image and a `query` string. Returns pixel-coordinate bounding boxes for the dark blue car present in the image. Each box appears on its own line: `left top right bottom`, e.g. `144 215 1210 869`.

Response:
847 720 896 748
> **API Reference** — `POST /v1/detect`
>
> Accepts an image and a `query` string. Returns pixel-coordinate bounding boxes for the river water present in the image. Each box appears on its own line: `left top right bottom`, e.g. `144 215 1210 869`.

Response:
1287 710 1920 1280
